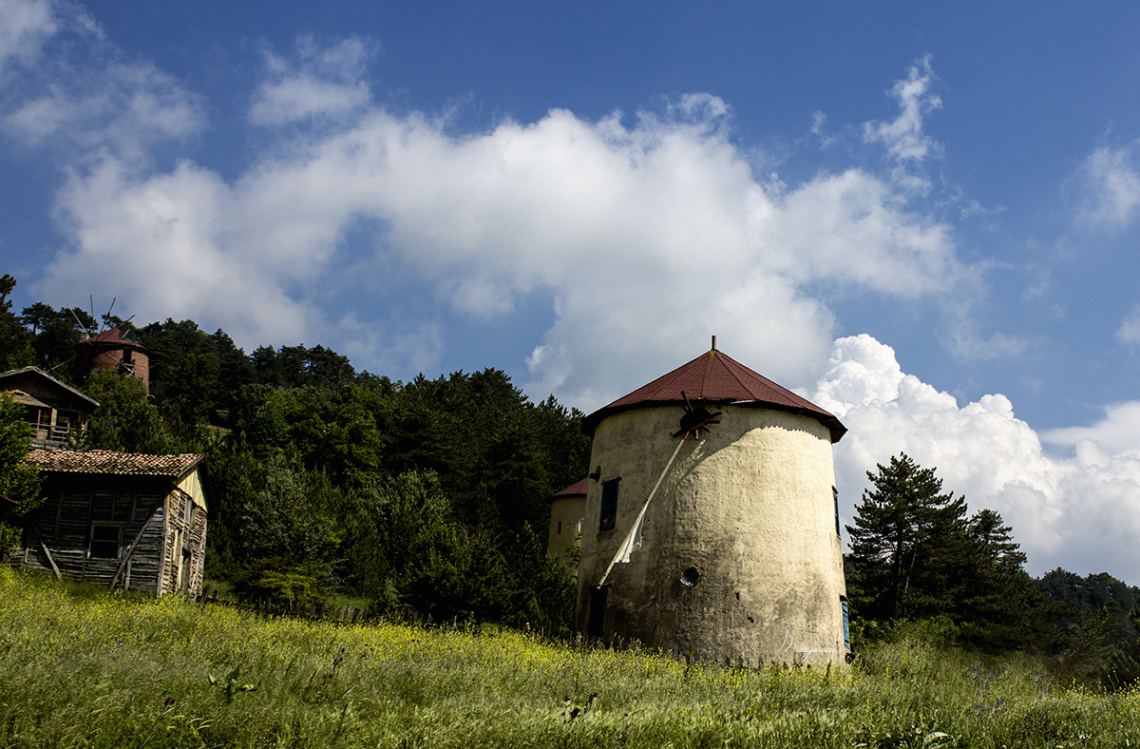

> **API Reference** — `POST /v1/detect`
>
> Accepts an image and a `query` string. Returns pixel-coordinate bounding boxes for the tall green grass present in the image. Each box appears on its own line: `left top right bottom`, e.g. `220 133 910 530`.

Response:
2 567 1138 748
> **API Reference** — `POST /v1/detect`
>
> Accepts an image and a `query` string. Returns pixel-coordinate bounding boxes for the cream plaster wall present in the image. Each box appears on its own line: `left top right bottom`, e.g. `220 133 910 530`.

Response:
547 496 586 572
178 470 207 510
574 405 848 666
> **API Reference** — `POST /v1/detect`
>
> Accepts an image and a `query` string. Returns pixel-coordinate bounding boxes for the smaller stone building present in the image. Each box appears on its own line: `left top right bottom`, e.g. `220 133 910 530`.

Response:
547 478 587 573
14 450 207 597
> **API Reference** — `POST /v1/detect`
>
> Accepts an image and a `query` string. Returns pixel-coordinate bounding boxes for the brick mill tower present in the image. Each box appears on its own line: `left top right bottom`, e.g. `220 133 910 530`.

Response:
75 328 150 393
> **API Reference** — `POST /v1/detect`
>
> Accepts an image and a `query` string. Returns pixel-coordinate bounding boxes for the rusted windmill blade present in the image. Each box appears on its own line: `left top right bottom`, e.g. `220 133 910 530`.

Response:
672 390 722 438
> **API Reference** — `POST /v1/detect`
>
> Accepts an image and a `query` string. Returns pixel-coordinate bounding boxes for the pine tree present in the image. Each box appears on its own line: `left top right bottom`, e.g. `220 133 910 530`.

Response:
845 453 967 621
847 455 1063 651
968 508 1026 572
0 275 34 371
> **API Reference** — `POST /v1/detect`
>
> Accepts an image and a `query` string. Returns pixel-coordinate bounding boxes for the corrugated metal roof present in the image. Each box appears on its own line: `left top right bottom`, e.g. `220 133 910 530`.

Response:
26 449 202 478
551 477 589 499
582 348 846 443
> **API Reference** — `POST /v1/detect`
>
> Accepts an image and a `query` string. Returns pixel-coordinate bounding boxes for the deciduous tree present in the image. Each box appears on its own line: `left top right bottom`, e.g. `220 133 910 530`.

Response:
0 394 42 554
82 371 171 453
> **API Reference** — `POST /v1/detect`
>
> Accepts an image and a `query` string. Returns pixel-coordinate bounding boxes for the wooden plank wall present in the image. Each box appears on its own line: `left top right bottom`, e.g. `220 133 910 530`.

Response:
14 482 169 596
158 486 207 598
121 500 167 595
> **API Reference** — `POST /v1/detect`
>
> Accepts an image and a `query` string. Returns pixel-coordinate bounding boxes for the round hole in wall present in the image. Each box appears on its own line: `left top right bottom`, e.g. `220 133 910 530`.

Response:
680 567 701 587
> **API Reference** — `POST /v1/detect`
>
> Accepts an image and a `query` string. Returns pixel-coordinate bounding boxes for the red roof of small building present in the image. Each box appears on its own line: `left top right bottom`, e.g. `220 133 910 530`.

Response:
26 449 202 478
583 348 846 443
551 477 589 499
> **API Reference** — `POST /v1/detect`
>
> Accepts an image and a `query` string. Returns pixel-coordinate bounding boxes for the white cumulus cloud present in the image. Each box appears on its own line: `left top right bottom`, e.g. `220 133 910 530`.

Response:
817 334 1140 582
863 55 943 165
251 36 376 126
1042 402 1140 455
0 0 74 74
41 45 973 410
46 157 315 345
1118 304 1140 346
0 0 204 163
1071 141 1140 231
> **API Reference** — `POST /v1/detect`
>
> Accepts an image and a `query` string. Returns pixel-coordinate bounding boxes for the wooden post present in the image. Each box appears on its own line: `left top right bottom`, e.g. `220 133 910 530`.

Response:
31 525 61 580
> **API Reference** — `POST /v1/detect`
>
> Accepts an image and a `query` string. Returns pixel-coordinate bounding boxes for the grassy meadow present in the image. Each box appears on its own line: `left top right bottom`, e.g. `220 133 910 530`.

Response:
1 568 1138 748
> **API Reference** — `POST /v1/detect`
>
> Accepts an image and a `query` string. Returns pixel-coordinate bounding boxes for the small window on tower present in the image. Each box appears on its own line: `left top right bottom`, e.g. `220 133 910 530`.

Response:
833 486 841 537
599 479 620 531
841 596 850 649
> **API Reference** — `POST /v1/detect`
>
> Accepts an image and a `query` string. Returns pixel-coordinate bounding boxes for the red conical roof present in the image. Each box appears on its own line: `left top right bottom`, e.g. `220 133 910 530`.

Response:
79 328 148 351
583 348 846 443
551 477 589 499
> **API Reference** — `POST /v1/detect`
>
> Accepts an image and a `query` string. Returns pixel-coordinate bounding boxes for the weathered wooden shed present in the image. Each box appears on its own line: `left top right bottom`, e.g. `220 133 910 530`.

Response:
14 449 207 597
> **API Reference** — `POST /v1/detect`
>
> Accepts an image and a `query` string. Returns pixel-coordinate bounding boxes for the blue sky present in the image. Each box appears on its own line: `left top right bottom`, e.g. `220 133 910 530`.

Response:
4 0 1140 581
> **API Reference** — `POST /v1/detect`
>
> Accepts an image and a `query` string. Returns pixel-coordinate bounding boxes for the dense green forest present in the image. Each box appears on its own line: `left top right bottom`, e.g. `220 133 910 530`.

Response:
2 274 1140 686
2 276 591 631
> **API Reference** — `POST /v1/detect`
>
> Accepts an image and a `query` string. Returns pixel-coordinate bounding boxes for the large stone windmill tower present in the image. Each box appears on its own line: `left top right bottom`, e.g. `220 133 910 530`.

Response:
574 342 850 666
